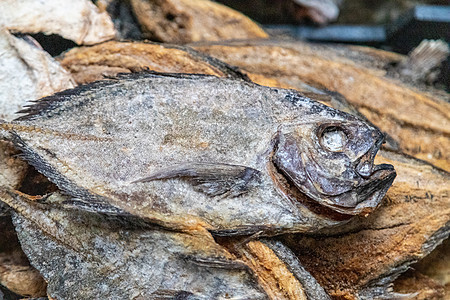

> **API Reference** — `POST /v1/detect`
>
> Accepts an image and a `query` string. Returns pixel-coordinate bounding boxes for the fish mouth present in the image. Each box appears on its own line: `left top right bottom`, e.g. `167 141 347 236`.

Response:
322 164 396 216
268 157 396 221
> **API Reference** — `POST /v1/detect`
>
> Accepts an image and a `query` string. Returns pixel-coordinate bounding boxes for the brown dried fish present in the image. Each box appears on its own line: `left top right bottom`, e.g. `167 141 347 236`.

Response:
391 228 449 298
0 0 116 45
58 40 247 84
1 191 267 299
129 0 268 43
0 73 395 235
215 237 331 300
192 40 450 171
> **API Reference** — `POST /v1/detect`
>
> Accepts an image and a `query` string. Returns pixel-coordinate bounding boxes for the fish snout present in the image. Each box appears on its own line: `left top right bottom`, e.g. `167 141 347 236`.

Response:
355 129 385 178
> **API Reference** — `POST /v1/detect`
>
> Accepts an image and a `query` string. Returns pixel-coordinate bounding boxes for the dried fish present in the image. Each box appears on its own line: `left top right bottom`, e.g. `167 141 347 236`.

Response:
1 191 266 299
0 0 116 45
0 28 74 212
0 73 395 234
280 150 450 299
390 227 449 298
128 0 268 43
192 40 450 171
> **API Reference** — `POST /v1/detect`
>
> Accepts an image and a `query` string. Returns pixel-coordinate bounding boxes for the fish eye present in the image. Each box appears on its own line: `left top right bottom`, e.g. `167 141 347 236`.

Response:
320 126 347 152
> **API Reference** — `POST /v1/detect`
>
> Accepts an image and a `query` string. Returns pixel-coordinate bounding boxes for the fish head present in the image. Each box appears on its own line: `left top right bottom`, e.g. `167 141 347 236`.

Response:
270 113 396 220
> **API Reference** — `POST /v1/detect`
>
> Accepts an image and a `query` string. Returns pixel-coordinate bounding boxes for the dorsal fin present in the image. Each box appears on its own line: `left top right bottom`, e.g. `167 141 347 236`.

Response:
14 71 219 122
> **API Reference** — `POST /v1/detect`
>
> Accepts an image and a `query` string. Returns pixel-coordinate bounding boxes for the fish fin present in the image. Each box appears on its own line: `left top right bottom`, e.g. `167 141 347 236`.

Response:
14 71 215 121
16 188 129 216
14 80 120 121
133 163 261 197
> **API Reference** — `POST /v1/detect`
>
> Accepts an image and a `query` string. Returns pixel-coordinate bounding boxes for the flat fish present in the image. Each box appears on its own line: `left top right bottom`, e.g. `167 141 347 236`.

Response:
0 72 396 235
1 191 266 299
128 0 268 43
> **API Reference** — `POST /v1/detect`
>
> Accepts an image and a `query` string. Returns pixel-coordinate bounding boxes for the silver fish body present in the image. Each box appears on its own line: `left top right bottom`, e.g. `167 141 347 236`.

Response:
1 73 396 234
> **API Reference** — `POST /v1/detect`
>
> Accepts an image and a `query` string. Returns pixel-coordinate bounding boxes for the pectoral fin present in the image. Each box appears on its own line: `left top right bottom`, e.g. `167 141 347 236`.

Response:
133 163 261 197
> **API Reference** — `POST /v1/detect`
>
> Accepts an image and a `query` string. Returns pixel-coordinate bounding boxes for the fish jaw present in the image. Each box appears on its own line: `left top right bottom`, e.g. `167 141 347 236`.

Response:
312 164 397 216
269 123 396 220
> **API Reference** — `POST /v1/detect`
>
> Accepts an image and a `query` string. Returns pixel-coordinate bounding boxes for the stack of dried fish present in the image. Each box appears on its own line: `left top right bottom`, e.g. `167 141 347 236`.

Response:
0 0 448 299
